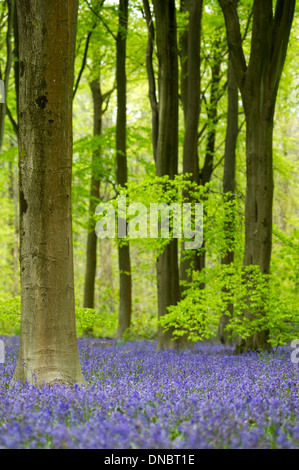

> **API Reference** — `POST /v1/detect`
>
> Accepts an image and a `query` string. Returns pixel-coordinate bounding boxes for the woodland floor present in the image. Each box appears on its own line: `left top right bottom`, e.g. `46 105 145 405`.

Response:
0 336 298 449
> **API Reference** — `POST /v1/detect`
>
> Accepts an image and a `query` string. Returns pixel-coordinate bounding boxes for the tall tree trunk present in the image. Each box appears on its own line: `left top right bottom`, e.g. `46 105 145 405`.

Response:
219 0 295 352
194 42 222 278
13 2 19 121
116 0 132 338
13 5 19 296
12 163 19 296
143 0 159 162
152 0 181 350
218 54 238 345
179 0 202 290
8 161 19 296
14 0 84 385
9 6 20 297
0 0 15 155
83 79 102 309
236 107 274 352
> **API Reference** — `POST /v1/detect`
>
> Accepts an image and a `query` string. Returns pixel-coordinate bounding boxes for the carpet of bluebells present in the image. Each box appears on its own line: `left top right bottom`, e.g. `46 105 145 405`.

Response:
0 336 299 449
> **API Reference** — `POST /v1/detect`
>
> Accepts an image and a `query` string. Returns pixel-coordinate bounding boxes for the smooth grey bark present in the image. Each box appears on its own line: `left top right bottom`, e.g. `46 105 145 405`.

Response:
83 80 102 310
200 53 222 186
152 0 181 350
219 0 295 352
194 40 223 279
179 0 202 290
14 0 84 385
116 0 132 338
143 0 159 162
218 53 238 345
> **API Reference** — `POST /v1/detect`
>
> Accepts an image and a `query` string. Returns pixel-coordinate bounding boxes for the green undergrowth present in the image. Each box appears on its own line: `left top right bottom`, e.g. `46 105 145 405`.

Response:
0 296 157 340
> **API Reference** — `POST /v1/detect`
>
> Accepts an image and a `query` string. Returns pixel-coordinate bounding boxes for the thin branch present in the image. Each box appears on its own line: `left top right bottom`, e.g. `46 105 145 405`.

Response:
6 104 18 136
102 84 116 114
102 85 116 103
198 122 207 142
84 0 117 41
238 118 246 134
270 0 296 96
209 188 245 199
198 112 226 146
73 23 97 99
241 10 253 42
205 80 228 119
212 154 225 173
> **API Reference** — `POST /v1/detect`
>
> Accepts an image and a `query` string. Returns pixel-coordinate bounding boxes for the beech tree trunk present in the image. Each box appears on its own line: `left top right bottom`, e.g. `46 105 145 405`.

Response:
13 3 19 114
179 0 202 290
152 0 181 350
219 0 295 352
83 79 102 309
218 54 238 345
143 0 159 162
195 43 222 278
14 0 84 385
116 0 132 338
236 107 274 352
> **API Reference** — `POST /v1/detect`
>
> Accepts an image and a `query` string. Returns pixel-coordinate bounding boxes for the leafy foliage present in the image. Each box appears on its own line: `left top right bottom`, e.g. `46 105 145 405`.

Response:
159 262 299 348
